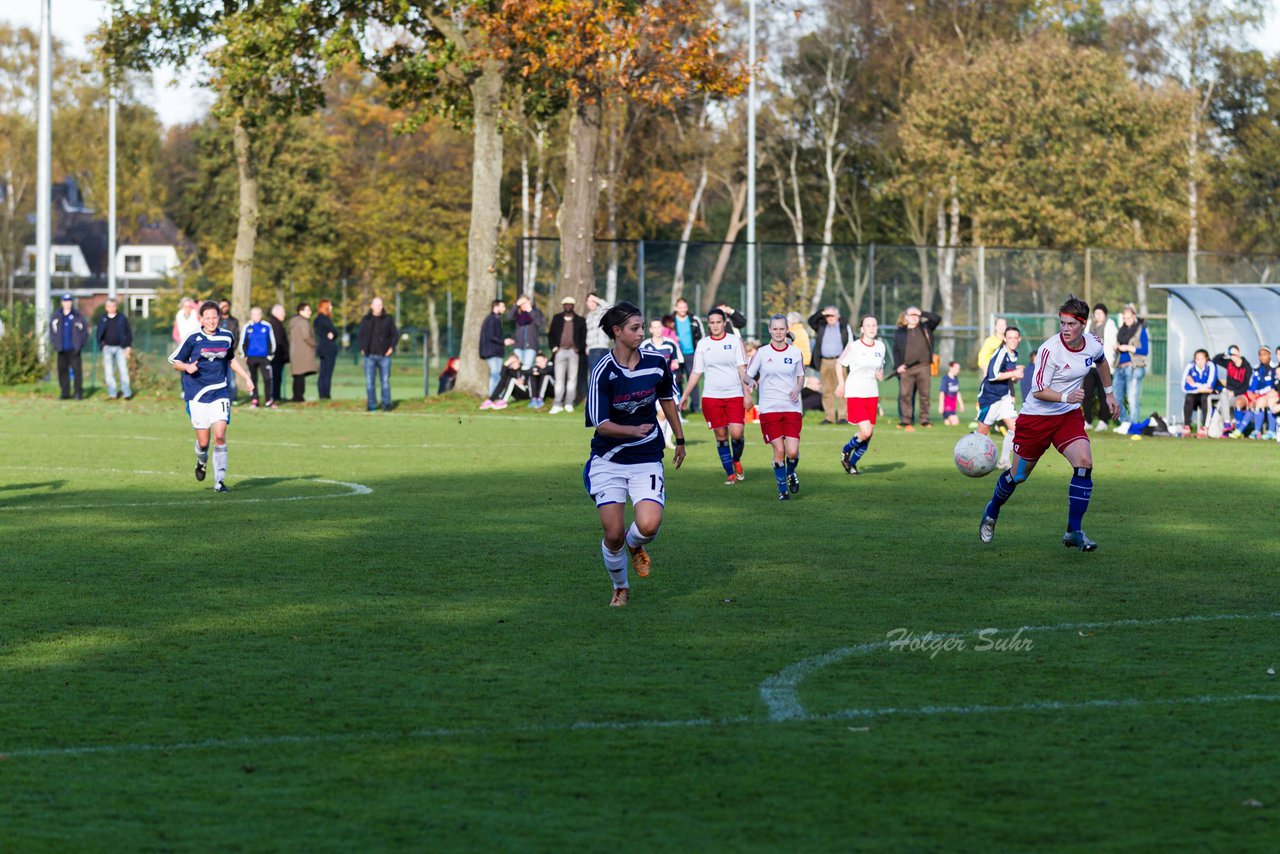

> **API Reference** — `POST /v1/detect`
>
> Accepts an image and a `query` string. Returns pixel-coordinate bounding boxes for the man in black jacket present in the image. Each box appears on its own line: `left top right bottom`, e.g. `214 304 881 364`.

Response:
96 298 133 400
479 299 509 395
359 296 399 411
808 305 854 424
50 293 90 400
268 304 290 404
547 296 587 413
892 306 942 430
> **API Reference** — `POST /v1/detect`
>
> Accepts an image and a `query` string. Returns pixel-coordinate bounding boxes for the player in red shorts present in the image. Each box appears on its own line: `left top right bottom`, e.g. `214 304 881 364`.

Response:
979 296 1119 550
680 308 751 484
746 314 806 500
834 315 886 476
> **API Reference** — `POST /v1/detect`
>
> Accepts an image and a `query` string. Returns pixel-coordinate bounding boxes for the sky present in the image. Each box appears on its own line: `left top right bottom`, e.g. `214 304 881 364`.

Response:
8 0 1280 128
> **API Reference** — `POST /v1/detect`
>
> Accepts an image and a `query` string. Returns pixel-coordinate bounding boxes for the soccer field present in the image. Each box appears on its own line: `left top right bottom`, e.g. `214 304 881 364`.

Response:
1 394 1277 850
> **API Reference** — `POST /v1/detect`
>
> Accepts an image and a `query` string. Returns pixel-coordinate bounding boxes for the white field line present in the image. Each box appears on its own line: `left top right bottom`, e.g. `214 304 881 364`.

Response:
2 612 1278 760
0 431 467 451
759 610 1280 721
0 466 371 510
3 694 1277 761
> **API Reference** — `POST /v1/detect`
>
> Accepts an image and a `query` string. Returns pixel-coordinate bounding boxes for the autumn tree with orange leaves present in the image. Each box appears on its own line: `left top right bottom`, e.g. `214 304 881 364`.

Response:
485 0 746 308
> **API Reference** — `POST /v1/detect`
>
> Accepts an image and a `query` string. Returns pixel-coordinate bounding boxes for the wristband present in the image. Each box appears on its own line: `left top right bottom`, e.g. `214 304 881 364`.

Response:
1060 390 1068 403
1103 385 1113 394
675 437 685 446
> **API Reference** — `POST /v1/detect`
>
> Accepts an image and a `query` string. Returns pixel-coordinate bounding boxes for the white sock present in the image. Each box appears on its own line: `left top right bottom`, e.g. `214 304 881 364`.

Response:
213 444 227 484
625 521 656 550
1000 431 1014 465
195 442 209 465
602 540 628 588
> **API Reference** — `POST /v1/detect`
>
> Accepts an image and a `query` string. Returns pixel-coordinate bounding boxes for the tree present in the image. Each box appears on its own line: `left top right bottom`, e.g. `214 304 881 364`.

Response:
1208 47 1280 256
103 0 362 321
486 0 746 308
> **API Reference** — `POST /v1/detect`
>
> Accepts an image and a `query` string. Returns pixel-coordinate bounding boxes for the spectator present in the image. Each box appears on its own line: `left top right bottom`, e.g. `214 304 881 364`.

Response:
1181 349 1216 436
892 305 941 430
1246 346 1276 437
218 300 241 402
239 306 276 408
584 292 612 373
479 299 510 395
529 351 553 409
1211 345 1251 436
1112 303 1148 428
480 354 528 410
938 360 963 425
1083 303 1118 431
800 375 824 411
314 299 339 400
548 295 586 414
506 294 544 368
438 356 460 395
96 297 133 400
50 293 89 400
173 297 200 343
787 311 811 367
288 302 318 402
975 317 1007 372
358 296 398 412
808 305 854 424
671 297 705 411
268 304 290 405
715 301 748 336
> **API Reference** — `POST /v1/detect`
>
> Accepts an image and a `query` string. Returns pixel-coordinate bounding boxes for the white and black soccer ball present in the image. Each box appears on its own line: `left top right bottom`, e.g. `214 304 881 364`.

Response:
954 432 998 478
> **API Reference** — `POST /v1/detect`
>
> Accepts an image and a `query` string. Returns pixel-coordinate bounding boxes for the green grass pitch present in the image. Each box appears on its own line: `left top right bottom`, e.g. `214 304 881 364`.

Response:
1 389 1278 850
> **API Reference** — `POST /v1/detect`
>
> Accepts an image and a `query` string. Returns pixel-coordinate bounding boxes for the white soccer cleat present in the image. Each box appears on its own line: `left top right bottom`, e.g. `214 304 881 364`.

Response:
548 405 564 414
979 515 997 544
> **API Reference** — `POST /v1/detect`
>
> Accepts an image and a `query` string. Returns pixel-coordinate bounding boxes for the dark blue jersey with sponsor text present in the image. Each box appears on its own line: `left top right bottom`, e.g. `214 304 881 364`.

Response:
586 350 679 464
170 328 235 403
979 347 1018 407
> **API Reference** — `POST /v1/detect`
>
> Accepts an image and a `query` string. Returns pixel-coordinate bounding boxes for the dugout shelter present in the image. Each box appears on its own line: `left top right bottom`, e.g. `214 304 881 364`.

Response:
1152 284 1280 423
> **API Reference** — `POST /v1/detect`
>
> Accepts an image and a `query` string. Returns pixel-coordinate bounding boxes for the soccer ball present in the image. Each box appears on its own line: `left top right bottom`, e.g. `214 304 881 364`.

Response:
953 432 998 478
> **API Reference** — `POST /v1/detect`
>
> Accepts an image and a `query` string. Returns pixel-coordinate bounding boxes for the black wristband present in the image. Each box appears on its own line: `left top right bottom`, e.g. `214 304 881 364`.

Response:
675 437 685 446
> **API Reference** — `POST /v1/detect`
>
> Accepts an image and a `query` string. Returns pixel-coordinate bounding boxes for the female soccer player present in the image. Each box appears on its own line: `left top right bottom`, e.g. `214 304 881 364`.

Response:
679 308 751 484
745 314 805 500
979 295 1119 551
170 300 255 492
834 315 886 475
585 302 685 607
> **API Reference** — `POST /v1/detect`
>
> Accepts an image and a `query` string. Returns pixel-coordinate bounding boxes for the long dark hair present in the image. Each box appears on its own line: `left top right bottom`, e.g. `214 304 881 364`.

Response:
600 301 643 340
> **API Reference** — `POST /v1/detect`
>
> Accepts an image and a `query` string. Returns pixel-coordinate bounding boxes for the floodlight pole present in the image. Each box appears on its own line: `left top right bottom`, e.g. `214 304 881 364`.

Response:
36 0 53 355
108 56 118 300
745 0 757 334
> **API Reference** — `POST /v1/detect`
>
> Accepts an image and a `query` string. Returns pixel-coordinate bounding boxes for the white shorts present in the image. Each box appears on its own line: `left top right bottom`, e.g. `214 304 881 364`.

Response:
188 398 231 430
583 457 665 508
982 395 1018 426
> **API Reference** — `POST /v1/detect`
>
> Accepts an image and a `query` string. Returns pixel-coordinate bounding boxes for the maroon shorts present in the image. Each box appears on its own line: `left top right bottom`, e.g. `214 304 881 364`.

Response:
760 411 803 443
1011 409 1087 462
702 396 746 429
845 396 878 425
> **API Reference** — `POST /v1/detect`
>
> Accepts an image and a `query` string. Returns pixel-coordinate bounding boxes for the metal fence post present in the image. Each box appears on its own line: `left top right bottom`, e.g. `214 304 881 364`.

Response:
637 240 646 318
977 244 986 335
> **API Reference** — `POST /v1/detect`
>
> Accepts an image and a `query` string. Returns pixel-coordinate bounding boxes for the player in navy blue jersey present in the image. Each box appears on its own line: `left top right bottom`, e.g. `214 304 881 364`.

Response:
170 301 255 492
585 302 685 607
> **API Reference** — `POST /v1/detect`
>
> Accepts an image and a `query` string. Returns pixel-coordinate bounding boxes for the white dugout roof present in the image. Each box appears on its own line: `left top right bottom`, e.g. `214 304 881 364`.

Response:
1153 284 1280 420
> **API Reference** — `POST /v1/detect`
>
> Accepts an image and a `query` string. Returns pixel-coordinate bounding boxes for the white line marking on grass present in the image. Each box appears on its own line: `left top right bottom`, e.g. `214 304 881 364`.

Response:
0 466 371 511
759 610 1280 722
0 432 468 451
3 693 1278 760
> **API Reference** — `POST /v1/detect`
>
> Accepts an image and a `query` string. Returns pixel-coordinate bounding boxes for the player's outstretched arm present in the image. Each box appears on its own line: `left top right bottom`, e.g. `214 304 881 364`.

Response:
231 356 255 394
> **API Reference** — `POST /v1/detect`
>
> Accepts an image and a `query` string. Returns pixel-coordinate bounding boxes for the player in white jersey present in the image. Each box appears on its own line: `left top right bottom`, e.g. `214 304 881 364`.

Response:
745 314 806 500
679 308 752 484
834 315 886 475
979 296 1119 551
170 300 255 492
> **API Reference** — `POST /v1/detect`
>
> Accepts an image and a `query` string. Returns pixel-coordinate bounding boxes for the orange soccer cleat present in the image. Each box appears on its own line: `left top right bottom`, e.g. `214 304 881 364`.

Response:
628 544 650 577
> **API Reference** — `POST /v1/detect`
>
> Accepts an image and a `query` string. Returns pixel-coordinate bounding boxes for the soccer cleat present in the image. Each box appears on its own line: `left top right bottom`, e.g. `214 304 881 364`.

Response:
628 544 650 578
778 491 791 500
195 463 206 482
610 587 629 607
479 399 493 410
492 399 507 410
979 514 997 544
724 474 738 485
840 448 853 473
787 473 799 494
733 461 744 481
214 482 230 493
1062 530 1097 551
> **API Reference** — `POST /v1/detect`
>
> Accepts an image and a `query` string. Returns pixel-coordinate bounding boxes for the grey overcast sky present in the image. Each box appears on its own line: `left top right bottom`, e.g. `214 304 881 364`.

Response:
7 0 1280 127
